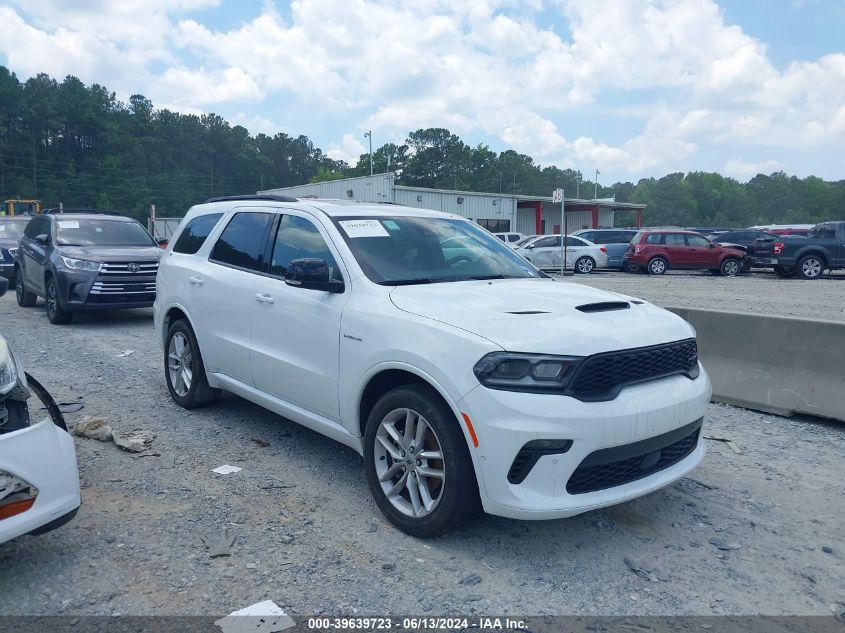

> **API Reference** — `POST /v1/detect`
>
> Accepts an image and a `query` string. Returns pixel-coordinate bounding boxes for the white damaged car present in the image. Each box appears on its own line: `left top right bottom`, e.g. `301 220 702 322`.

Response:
0 278 81 544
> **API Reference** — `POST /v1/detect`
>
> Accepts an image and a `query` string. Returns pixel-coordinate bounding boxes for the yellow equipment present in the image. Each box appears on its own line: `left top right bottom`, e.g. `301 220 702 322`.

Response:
1 199 41 216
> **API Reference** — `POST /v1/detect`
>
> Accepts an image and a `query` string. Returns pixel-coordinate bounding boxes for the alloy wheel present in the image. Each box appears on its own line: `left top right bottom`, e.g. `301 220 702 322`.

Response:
723 260 739 276
576 257 594 273
802 257 822 278
373 408 445 518
46 282 57 318
167 332 193 397
649 259 666 274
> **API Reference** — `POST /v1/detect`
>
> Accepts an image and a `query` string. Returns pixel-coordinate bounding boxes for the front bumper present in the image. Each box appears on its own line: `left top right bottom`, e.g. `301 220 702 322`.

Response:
0 419 81 544
458 367 711 519
55 268 156 311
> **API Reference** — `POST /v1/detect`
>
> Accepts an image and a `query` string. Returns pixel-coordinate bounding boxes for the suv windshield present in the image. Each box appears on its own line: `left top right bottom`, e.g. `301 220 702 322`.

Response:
334 216 543 285
0 221 27 240
55 219 156 246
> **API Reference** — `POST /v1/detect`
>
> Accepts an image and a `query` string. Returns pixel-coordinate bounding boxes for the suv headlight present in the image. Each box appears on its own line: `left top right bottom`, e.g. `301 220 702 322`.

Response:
60 256 101 272
473 352 583 393
0 338 21 396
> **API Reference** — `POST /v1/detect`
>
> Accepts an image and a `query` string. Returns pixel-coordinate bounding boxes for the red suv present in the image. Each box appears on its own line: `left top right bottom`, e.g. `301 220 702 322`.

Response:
624 230 749 276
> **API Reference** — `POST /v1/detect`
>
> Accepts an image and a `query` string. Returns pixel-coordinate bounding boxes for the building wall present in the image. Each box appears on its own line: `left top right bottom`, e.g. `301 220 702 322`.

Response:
261 173 394 203
392 187 516 224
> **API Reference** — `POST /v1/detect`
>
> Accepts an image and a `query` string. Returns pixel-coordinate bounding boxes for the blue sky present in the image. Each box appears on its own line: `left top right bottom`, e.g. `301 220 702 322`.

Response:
1 0 843 185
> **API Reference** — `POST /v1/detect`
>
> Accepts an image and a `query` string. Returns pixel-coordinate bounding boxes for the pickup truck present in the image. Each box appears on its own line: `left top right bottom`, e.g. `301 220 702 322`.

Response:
752 221 845 279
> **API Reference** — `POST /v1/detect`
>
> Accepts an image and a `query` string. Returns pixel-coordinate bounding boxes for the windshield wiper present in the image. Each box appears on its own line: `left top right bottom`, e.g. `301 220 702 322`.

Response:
379 278 437 286
454 274 512 281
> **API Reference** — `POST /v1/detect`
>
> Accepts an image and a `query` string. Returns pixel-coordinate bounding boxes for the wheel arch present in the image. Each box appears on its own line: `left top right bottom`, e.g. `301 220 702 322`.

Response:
162 304 199 347
796 249 828 267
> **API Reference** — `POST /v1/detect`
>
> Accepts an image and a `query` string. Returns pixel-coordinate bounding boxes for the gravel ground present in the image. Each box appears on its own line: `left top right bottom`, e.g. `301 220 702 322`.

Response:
565 269 845 322
0 293 843 618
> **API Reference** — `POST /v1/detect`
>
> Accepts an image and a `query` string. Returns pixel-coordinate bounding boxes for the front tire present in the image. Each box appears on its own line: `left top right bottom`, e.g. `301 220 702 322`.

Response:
796 254 824 280
45 277 73 324
364 385 479 537
164 319 220 408
574 256 595 274
720 258 741 277
647 257 667 275
15 270 37 307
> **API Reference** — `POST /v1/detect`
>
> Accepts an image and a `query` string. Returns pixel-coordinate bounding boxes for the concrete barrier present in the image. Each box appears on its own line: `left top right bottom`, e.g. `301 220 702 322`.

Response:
666 307 845 422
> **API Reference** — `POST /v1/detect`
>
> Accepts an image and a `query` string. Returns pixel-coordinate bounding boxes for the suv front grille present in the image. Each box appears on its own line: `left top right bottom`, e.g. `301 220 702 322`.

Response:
85 260 158 303
566 419 702 495
568 339 698 401
98 261 159 275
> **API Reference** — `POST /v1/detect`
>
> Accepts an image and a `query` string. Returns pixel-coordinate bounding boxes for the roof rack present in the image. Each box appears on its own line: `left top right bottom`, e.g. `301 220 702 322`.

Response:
42 208 122 215
204 194 298 204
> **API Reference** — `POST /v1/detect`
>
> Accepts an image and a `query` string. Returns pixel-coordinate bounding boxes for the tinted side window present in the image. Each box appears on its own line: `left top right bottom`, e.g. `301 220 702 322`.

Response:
565 236 585 247
645 234 664 244
173 213 223 254
686 235 710 247
210 212 273 271
24 216 45 239
579 232 596 242
535 236 560 248
665 234 686 246
269 215 340 279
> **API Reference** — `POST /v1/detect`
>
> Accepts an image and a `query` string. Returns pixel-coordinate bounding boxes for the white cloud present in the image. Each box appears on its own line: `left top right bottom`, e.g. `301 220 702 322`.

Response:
1 0 844 180
326 134 367 164
723 158 782 179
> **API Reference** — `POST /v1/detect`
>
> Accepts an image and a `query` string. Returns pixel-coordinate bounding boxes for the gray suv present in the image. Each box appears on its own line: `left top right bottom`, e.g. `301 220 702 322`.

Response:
15 212 162 324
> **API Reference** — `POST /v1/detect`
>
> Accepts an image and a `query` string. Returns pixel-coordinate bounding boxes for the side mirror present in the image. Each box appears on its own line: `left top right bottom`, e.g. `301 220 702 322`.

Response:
709 242 716 248
285 258 344 293
35 234 49 245
526 244 535 249
0 276 7 298
157 238 169 248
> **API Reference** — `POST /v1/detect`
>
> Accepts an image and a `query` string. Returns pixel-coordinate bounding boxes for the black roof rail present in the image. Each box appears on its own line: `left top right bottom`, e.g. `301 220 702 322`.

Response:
204 194 298 204
42 208 122 215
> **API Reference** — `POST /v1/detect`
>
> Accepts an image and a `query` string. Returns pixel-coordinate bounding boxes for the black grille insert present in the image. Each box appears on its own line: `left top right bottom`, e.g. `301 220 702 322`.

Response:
507 439 573 484
566 418 702 494
568 338 698 401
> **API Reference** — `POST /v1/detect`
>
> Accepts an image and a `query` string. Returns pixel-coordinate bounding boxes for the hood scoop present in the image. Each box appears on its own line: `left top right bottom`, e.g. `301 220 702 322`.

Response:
575 301 630 313
505 310 551 315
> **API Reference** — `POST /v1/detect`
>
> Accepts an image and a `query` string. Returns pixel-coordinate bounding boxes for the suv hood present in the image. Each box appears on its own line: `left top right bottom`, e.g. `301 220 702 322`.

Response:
57 245 162 262
389 278 695 356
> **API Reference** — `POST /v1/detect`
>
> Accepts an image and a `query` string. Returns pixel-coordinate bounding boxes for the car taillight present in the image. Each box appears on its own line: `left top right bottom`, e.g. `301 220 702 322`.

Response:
773 242 785 255
599 247 607 253
634 245 645 254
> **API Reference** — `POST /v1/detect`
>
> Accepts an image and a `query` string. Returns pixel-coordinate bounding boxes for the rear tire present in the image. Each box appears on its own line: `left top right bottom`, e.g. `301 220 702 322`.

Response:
164 319 220 408
647 257 667 275
796 254 824 280
45 277 73 324
364 385 480 537
574 256 595 274
720 258 741 277
15 270 37 307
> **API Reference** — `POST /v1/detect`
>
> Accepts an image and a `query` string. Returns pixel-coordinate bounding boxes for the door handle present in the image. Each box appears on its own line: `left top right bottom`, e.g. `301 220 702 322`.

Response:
255 293 275 304
189 276 204 287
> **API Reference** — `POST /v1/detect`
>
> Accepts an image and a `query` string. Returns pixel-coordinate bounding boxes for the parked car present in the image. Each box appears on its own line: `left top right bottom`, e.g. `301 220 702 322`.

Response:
0 279 81 544
493 232 524 248
571 229 638 269
513 235 540 248
753 221 845 279
14 212 162 324
748 224 814 237
515 234 608 273
0 216 29 281
712 230 778 253
154 195 710 537
684 227 734 235
624 230 749 276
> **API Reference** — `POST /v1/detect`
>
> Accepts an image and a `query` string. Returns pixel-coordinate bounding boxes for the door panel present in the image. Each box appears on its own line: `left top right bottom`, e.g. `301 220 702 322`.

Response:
250 213 350 421
684 234 713 266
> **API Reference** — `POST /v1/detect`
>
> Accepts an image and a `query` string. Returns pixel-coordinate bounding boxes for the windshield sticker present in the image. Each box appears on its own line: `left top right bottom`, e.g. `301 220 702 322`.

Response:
58 221 80 229
339 219 389 238
382 220 400 231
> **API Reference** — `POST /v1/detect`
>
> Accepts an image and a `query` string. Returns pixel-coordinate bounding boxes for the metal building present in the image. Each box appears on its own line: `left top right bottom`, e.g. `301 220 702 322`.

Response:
260 173 646 235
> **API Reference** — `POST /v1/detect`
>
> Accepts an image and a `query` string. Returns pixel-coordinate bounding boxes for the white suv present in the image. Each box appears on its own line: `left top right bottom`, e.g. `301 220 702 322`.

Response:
154 195 710 537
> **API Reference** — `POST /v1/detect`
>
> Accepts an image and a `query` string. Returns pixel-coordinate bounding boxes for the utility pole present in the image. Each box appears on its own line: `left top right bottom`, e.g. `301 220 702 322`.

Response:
364 130 373 176
594 169 600 199
576 173 581 199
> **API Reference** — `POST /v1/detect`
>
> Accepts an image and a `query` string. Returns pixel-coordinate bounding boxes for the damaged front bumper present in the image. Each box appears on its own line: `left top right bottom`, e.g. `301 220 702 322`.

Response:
0 418 81 543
